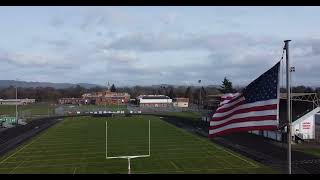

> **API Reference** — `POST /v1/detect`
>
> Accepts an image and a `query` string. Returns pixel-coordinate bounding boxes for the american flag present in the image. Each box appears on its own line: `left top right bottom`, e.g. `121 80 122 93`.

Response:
209 62 280 138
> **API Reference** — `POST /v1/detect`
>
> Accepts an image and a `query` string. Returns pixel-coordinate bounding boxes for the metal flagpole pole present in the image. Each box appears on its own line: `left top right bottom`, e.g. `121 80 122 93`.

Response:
284 40 292 174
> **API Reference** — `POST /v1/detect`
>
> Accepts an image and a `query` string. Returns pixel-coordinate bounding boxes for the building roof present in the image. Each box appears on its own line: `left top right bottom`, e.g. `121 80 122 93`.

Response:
0 99 35 102
137 95 170 99
83 91 130 98
59 98 83 100
142 96 170 99
174 98 189 102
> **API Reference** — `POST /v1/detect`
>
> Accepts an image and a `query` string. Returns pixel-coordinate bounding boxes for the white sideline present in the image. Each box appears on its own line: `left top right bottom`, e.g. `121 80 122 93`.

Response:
162 119 259 168
0 128 50 165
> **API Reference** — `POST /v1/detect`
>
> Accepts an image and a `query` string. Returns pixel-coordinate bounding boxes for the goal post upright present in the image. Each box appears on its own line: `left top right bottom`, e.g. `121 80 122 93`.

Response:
105 119 151 174
149 119 150 156
106 120 108 159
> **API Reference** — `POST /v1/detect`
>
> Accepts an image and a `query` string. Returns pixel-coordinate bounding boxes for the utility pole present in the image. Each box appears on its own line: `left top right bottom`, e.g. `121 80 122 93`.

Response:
284 40 292 174
16 84 18 125
198 80 201 112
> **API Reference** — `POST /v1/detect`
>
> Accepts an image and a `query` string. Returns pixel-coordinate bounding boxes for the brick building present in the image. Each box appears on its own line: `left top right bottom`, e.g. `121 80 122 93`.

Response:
81 90 130 105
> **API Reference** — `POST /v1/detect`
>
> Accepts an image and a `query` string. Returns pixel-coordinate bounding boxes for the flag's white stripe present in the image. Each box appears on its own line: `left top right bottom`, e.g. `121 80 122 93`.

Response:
210 109 277 126
220 93 241 105
217 96 245 111
209 120 278 135
219 93 239 105
213 99 278 118
219 100 231 106
222 93 240 98
219 93 241 106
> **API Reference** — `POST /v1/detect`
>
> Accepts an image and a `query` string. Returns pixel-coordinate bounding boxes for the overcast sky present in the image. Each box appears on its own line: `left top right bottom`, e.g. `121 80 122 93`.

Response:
0 6 319 87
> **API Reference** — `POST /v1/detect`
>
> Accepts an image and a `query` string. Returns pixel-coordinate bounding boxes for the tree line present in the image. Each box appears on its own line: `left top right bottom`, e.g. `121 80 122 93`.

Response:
0 78 319 103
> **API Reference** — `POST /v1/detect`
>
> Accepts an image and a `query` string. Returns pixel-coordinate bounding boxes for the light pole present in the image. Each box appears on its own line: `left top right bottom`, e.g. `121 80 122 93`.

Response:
198 80 201 112
15 83 18 125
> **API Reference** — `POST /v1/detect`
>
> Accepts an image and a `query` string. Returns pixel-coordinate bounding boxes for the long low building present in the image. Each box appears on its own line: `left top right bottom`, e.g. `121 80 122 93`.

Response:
83 91 130 105
0 99 35 105
204 93 320 143
58 98 84 105
137 95 172 108
58 90 130 106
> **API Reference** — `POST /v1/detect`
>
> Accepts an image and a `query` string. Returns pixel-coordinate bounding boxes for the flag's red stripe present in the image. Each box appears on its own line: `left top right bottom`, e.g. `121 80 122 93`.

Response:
208 125 278 138
218 94 243 107
209 115 277 130
212 104 277 121
215 100 246 113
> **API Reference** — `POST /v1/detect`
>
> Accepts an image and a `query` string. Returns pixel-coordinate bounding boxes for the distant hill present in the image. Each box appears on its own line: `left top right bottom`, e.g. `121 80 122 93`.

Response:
0 80 103 89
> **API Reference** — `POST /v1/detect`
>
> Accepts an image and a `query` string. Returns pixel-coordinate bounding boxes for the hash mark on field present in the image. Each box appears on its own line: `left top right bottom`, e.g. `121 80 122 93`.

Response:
9 160 25 174
170 161 179 170
0 128 50 166
162 120 259 168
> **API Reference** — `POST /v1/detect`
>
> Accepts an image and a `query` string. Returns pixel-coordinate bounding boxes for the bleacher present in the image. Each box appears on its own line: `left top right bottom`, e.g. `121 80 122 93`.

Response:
279 99 315 129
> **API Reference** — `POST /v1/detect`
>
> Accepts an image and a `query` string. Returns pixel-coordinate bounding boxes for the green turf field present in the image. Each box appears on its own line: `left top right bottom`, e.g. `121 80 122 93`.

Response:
78 104 127 111
0 103 56 119
0 115 276 174
166 111 201 120
294 146 320 158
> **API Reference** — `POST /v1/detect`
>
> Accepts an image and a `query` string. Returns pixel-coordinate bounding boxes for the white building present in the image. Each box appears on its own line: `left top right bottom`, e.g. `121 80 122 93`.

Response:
250 93 320 142
173 98 189 108
137 95 172 108
0 98 36 105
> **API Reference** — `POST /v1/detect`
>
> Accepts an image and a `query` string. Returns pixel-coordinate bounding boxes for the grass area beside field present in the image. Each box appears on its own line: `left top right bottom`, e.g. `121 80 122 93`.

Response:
0 115 276 174
294 145 320 158
78 104 127 111
0 103 56 119
165 111 201 120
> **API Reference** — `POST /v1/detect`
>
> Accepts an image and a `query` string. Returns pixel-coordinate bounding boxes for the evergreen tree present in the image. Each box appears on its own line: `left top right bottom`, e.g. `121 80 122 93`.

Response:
184 86 192 99
219 77 235 94
110 84 116 92
201 86 207 97
168 87 175 98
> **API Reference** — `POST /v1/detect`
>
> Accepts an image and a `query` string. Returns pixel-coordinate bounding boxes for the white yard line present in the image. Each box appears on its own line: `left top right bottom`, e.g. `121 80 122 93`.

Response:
0 161 261 172
8 159 25 174
162 120 259 168
170 161 179 170
134 166 262 174
0 130 49 166
3 154 237 164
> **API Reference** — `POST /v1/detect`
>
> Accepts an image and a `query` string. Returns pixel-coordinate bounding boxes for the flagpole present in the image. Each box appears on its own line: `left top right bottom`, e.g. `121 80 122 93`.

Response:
284 40 292 174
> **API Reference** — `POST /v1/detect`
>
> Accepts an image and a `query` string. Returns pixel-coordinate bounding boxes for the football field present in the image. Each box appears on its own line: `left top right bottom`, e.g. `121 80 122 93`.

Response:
0 115 276 174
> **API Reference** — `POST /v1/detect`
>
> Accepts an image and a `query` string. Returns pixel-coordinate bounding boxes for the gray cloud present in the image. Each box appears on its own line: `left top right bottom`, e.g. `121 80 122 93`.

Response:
103 32 279 52
47 39 72 49
49 17 64 28
160 12 179 25
78 7 140 32
3 29 320 87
